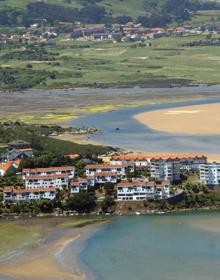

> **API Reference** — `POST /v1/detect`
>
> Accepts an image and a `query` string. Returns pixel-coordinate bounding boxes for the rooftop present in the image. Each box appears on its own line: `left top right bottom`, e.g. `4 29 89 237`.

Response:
23 166 75 173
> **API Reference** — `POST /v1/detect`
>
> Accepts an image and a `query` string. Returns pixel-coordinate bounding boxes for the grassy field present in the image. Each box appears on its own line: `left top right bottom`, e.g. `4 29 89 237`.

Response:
1 34 220 91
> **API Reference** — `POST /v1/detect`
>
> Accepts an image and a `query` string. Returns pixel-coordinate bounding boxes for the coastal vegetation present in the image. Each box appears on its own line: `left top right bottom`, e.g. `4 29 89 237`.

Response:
1 34 220 91
0 121 115 158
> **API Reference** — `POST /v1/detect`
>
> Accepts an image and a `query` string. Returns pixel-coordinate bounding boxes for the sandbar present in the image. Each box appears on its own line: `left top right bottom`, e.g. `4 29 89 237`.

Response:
134 103 220 135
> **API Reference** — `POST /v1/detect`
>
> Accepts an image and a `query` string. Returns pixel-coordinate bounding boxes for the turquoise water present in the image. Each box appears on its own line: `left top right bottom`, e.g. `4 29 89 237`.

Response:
81 213 220 280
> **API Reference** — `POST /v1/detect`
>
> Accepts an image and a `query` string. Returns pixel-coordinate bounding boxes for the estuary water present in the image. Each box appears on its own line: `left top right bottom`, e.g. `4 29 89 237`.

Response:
81 212 220 280
70 95 220 153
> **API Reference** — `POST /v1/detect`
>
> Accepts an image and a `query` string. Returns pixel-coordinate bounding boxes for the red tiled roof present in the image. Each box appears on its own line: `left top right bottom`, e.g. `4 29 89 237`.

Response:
94 172 117 176
0 160 21 172
23 166 75 173
25 174 69 180
111 154 207 161
70 178 88 186
86 164 128 169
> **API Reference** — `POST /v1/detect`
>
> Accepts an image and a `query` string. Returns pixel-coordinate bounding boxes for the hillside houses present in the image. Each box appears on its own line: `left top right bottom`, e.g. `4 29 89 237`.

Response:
4 187 57 203
85 163 134 177
22 166 76 179
0 160 21 176
70 179 89 193
199 162 220 186
110 153 207 169
117 180 171 201
2 151 212 205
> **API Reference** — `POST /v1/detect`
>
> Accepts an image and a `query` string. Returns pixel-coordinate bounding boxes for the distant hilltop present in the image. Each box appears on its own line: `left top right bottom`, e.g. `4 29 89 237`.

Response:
0 0 220 27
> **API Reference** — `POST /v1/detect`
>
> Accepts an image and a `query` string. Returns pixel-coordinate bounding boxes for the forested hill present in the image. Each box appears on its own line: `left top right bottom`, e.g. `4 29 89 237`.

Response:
0 0 219 27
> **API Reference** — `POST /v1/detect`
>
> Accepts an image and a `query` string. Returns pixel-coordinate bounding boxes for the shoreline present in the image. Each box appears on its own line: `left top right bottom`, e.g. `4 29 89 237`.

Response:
0 218 106 280
0 83 214 94
1 209 220 280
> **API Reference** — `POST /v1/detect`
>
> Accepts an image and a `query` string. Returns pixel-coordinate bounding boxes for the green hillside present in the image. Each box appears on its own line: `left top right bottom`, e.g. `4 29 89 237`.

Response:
0 0 146 18
0 0 220 27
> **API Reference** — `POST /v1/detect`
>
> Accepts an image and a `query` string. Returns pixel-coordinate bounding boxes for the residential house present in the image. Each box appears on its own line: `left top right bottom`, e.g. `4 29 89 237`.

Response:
70 178 89 193
6 148 33 161
88 172 118 186
199 162 220 186
0 160 21 176
110 154 207 170
24 174 69 190
85 164 133 177
150 159 180 183
117 180 171 201
3 187 57 203
22 166 75 179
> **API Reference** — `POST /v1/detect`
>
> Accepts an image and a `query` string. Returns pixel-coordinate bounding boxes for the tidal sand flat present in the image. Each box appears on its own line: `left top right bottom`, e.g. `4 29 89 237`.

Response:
134 103 220 135
0 217 105 280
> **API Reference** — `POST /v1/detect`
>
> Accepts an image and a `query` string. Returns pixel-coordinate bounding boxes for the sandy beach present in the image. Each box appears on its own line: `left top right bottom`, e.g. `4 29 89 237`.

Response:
52 133 102 146
134 103 220 136
0 217 105 280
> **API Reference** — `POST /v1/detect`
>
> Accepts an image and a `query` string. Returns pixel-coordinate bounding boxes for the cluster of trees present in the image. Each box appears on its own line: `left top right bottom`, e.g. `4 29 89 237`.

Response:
0 122 115 159
2 46 58 62
0 67 50 90
1 0 220 28
183 38 220 47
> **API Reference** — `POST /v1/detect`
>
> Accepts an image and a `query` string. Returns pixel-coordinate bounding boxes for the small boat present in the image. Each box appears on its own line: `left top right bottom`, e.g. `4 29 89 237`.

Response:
156 211 166 215
136 212 141 215
115 128 120 131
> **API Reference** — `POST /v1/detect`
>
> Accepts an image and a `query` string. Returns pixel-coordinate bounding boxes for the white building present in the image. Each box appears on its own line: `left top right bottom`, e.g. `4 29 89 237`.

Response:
199 162 220 186
24 174 69 190
117 180 171 201
150 159 180 182
110 154 207 170
70 179 89 193
3 187 57 203
22 166 75 179
89 172 118 185
85 164 133 177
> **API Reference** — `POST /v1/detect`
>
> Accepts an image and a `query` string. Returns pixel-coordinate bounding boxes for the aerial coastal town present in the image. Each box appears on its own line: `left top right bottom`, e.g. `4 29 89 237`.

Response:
0 138 218 215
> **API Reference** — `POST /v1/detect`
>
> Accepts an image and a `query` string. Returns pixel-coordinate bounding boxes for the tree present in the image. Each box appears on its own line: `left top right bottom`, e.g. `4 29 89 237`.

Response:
103 182 115 196
101 196 115 213
67 192 96 213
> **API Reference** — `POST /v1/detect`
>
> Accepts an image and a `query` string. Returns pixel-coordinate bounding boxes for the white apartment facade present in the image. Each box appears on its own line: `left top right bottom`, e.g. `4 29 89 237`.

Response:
150 159 180 182
110 154 207 170
3 187 57 203
24 174 69 190
70 179 89 193
85 164 133 177
89 172 118 185
117 180 171 201
199 162 220 186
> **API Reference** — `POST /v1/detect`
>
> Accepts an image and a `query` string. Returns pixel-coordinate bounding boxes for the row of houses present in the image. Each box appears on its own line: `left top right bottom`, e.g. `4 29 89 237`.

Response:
117 181 171 201
3 152 219 204
0 32 57 44
69 22 219 43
